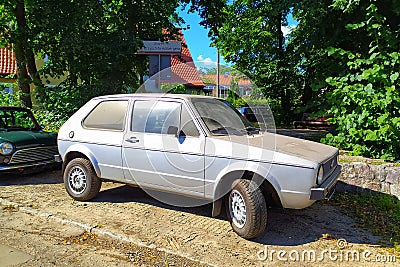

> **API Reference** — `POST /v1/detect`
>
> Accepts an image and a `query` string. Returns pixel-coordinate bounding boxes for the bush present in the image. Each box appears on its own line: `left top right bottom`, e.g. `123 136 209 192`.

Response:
322 4 400 161
0 90 63 131
0 90 22 106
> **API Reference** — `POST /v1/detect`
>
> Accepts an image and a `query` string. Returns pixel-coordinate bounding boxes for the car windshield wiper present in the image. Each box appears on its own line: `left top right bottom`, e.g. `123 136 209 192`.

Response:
240 126 260 135
211 126 244 135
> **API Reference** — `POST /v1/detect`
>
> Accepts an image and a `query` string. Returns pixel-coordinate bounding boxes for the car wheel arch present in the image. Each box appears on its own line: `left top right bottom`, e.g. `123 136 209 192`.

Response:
211 170 282 217
63 150 101 178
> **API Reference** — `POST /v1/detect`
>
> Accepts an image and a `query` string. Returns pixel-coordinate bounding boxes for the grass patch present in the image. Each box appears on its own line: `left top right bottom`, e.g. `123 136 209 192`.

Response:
332 192 400 249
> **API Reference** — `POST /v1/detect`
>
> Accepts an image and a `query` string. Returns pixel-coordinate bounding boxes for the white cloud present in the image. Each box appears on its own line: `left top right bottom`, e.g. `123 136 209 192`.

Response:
197 55 215 66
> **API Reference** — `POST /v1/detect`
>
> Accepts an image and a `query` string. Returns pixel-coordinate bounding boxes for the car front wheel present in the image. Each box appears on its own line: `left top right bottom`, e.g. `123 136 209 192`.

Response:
64 158 101 201
227 179 267 239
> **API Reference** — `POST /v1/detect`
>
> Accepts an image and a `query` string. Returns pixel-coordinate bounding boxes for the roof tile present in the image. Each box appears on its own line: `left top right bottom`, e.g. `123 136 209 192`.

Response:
170 34 204 87
201 74 252 86
0 48 17 76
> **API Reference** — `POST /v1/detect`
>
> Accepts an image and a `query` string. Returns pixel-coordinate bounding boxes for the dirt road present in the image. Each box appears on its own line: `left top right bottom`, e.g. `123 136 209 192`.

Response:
0 170 397 266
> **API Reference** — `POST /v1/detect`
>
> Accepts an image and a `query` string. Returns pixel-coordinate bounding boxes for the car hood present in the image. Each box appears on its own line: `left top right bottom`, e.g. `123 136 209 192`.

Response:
211 132 338 166
260 132 337 163
0 130 57 148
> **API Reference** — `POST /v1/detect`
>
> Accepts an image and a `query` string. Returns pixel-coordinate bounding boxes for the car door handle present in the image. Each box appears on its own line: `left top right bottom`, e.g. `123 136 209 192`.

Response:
125 137 139 143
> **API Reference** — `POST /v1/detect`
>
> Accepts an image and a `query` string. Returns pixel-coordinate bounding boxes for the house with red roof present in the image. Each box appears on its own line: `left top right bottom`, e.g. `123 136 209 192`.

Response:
170 34 204 89
201 73 253 97
0 48 17 92
1 30 205 95
141 33 205 93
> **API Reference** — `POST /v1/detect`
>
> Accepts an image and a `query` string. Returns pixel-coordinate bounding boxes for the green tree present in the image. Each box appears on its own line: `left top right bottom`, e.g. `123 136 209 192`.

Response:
30 0 183 97
1 0 187 109
0 0 230 117
322 2 400 160
289 0 366 108
0 0 44 108
207 0 399 125
212 0 298 122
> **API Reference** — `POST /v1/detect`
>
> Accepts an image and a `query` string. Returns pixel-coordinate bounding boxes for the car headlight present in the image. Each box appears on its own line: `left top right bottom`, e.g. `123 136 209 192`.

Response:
317 166 324 184
0 142 14 155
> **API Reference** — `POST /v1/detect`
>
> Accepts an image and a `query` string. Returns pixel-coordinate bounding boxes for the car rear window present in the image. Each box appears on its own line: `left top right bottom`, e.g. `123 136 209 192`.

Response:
83 100 128 130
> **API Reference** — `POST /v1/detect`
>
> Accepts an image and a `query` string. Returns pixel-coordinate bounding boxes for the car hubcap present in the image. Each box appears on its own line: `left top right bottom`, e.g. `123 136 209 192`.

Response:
230 190 246 229
68 166 87 194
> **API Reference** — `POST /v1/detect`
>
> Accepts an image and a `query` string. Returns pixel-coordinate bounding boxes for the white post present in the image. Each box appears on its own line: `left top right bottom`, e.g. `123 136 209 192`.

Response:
217 50 220 97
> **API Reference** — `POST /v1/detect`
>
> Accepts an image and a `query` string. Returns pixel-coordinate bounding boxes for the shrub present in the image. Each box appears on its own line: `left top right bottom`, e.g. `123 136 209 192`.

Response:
322 4 400 160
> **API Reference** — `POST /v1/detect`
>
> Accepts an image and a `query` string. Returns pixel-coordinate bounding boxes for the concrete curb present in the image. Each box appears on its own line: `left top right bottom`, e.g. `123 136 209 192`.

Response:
0 197 216 267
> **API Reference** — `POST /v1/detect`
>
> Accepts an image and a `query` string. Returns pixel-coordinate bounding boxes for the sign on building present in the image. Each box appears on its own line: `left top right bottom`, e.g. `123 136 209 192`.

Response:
138 41 181 55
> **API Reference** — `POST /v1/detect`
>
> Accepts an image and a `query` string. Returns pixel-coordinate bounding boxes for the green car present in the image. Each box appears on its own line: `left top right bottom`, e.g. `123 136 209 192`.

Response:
0 106 58 173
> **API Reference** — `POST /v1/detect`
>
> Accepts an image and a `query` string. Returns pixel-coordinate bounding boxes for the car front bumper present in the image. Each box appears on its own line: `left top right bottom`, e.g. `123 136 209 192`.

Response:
310 165 342 200
0 159 58 172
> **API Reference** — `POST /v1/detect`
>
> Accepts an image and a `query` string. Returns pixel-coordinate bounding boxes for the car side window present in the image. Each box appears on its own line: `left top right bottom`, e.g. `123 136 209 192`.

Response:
83 100 128 130
132 100 181 134
0 110 36 129
180 106 200 137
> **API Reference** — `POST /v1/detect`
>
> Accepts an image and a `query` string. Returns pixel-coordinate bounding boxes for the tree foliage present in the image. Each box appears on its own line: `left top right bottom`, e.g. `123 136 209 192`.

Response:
0 0 44 107
208 0 400 159
0 0 226 112
212 0 299 122
30 0 183 99
322 3 400 160
1 0 185 109
1 0 399 159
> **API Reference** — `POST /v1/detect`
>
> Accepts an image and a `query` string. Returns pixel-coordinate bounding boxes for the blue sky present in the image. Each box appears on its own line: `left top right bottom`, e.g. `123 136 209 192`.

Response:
178 7 227 66
179 7 297 68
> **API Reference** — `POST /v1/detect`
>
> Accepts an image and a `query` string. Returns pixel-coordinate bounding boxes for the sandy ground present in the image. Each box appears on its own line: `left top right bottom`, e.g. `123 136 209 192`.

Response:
0 169 398 266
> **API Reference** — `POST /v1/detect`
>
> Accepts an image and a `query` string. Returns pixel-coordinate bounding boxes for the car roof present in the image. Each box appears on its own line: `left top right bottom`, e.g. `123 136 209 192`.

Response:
91 93 220 101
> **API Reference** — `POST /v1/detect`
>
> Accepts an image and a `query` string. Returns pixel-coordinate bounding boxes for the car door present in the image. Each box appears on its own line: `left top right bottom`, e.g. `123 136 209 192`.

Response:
80 99 128 181
122 99 205 197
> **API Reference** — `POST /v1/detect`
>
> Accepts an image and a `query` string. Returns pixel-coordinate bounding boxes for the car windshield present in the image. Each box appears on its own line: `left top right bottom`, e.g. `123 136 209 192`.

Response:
191 98 258 135
0 109 39 130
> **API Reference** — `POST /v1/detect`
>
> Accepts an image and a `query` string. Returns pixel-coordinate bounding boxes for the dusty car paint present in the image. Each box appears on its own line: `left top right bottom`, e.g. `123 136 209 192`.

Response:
58 93 340 205
57 94 341 238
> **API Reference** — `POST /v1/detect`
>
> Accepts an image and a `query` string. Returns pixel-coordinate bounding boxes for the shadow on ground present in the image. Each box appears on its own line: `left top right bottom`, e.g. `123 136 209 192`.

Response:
94 182 381 247
93 184 214 217
0 168 62 186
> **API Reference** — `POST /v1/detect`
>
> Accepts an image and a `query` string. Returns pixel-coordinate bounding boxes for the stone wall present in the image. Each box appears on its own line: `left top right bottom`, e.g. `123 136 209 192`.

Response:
337 162 400 199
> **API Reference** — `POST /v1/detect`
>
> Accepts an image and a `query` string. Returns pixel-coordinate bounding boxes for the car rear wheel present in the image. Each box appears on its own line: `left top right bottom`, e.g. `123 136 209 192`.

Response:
227 179 267 239
64 158 101 201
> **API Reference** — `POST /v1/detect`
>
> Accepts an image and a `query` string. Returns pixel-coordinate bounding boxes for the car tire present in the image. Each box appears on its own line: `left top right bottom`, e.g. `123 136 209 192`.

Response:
63 158 101 201
227 179 267 239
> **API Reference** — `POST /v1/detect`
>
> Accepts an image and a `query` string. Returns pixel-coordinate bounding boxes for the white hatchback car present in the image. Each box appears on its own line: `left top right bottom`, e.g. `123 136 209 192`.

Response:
57 94 341 239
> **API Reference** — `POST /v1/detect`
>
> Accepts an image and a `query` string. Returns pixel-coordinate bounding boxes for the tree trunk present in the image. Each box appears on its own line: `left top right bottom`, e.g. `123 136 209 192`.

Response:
300 66 314 107
26 49 44 98
301 83 313 108
14 42 32 108
15 0 32 108
18 0 44 98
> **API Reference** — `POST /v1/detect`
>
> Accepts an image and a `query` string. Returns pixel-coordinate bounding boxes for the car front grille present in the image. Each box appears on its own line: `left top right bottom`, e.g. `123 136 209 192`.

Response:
10 146 58 164
322 152 339 180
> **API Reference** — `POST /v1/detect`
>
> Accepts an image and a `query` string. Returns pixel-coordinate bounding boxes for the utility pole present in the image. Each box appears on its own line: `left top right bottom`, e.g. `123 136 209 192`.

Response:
217 50 220 97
